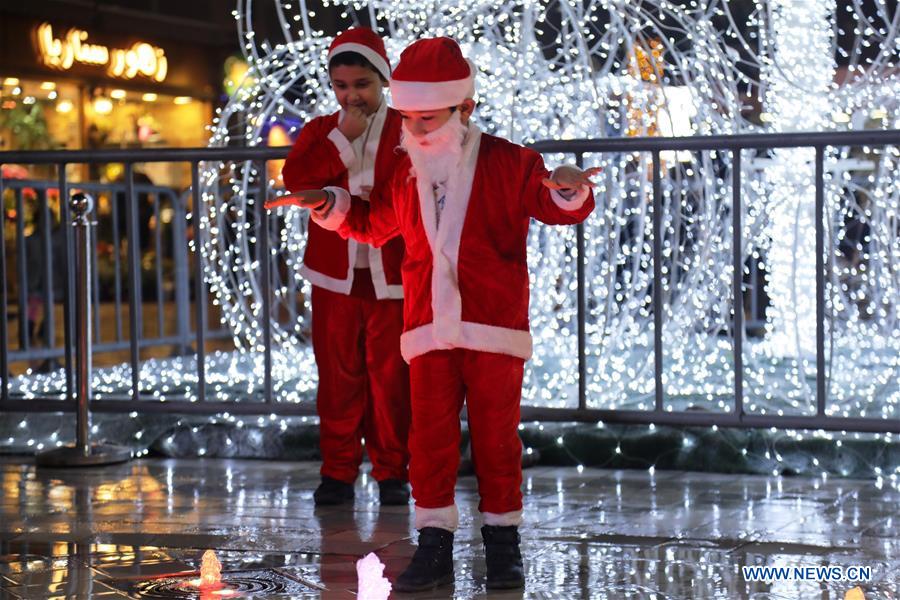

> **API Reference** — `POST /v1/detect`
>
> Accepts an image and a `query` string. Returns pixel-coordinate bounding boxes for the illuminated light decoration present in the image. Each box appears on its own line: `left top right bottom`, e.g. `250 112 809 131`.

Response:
93 96 113 114
758 0 836 362
720 0 900 417
195 0 898 419
3 351 318 409
200 0 751 410
34 22 168 82
4 2 897 470
223 55 255 97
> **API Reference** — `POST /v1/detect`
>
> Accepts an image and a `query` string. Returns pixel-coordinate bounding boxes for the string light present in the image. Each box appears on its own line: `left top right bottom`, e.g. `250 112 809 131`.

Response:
3 1 898 482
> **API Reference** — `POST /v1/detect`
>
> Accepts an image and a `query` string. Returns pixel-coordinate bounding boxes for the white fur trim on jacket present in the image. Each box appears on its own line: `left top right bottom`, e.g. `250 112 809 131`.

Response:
483 510 524 527
346 100 387 199
414 504 459 532
368 245 404 300
328 42 391 82
427 124 480 347
311 186 351 231
326 127 356 169
400 322 533 363
298 263 353 294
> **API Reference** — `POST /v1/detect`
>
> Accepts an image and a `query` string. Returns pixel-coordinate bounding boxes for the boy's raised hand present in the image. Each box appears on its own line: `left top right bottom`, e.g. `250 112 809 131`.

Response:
264 189 331 211
542 166 603 191
339 106 369 141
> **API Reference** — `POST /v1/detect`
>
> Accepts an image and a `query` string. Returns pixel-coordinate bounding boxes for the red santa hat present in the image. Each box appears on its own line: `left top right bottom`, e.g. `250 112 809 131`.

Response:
327 27 391 82
390 37 476 111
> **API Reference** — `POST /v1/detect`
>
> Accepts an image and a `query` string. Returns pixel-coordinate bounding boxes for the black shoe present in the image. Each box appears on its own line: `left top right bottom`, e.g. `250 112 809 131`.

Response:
482 525 524 589
378 479 410 505
313 476 354 506
393 527 454 592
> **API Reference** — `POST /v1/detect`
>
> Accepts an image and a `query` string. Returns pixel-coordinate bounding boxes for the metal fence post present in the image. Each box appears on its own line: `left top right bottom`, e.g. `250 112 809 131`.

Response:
732 148 745 422
172 190 192 355
575 153 587 411
257 162 274 404
815 146 827 417
651 151 664 413
36 193 131 467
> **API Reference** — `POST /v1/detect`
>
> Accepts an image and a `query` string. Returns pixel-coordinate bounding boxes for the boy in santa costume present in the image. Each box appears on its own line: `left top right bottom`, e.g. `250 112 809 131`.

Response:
268 37 598 591
280 27 411 507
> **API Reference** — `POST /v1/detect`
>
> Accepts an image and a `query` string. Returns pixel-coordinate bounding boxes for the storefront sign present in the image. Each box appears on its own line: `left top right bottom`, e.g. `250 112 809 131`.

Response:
34 22 168 82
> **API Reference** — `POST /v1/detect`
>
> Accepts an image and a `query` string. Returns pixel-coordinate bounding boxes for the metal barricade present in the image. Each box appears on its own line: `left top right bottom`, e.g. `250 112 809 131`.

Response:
1 131 899 435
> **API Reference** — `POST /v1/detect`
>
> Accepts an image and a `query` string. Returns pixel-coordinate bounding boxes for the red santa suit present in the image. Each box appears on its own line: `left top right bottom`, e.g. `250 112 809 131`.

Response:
313 121 594 530
282 78 410 484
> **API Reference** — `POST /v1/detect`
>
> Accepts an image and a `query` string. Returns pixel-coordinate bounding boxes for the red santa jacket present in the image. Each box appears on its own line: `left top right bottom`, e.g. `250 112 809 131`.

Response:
313 124 594 362
281 103 405 299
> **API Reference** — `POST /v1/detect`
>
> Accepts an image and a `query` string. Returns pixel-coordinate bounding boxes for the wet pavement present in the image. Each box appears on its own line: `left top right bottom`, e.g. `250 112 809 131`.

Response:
0 456 898 598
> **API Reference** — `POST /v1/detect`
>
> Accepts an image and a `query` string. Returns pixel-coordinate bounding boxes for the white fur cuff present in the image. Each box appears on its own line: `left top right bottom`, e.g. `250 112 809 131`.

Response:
327 127 356 169
311 186 351 231
483 510 523 527
549 166 590 210
550 185 589 211
414 504 459 532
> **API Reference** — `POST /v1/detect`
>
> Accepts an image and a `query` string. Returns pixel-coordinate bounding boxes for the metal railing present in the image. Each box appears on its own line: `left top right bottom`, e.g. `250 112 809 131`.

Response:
1 130 899 432
529 128 900 433
1 177 233 361
0 147 294 416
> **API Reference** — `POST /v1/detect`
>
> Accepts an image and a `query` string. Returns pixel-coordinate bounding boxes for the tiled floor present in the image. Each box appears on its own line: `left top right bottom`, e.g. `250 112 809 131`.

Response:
1 457 898 598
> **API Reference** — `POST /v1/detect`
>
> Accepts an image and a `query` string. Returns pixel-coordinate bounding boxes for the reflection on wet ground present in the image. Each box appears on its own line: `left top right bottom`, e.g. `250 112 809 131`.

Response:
1 457 898 598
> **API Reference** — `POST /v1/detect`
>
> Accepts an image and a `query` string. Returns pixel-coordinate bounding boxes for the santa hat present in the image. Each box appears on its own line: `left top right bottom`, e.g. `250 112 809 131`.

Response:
327 27 391 82
390 37 476 111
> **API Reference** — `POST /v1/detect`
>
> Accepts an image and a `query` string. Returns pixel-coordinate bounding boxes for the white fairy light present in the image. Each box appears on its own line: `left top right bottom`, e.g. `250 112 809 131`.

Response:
723 0 900 418
3 2 897 475
202 0 751 412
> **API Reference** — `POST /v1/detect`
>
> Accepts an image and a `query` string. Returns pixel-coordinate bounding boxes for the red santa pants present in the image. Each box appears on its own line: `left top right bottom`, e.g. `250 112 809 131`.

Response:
408 349 524 524
311 271 410 484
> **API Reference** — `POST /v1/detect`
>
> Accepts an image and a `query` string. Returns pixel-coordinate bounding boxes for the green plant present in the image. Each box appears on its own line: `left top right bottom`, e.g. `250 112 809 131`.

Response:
0 102 58 151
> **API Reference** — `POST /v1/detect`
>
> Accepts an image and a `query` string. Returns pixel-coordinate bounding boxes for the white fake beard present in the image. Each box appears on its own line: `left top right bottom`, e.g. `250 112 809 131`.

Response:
399 111 468 185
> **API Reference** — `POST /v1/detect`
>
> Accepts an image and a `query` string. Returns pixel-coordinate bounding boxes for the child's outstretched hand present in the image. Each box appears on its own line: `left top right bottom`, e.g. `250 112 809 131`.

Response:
542 166 602 191
264 190 331 212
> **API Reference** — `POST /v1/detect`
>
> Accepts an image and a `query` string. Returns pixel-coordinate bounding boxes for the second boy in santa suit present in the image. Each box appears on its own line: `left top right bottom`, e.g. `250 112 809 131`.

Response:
281 27 411 507
270 37 599 591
